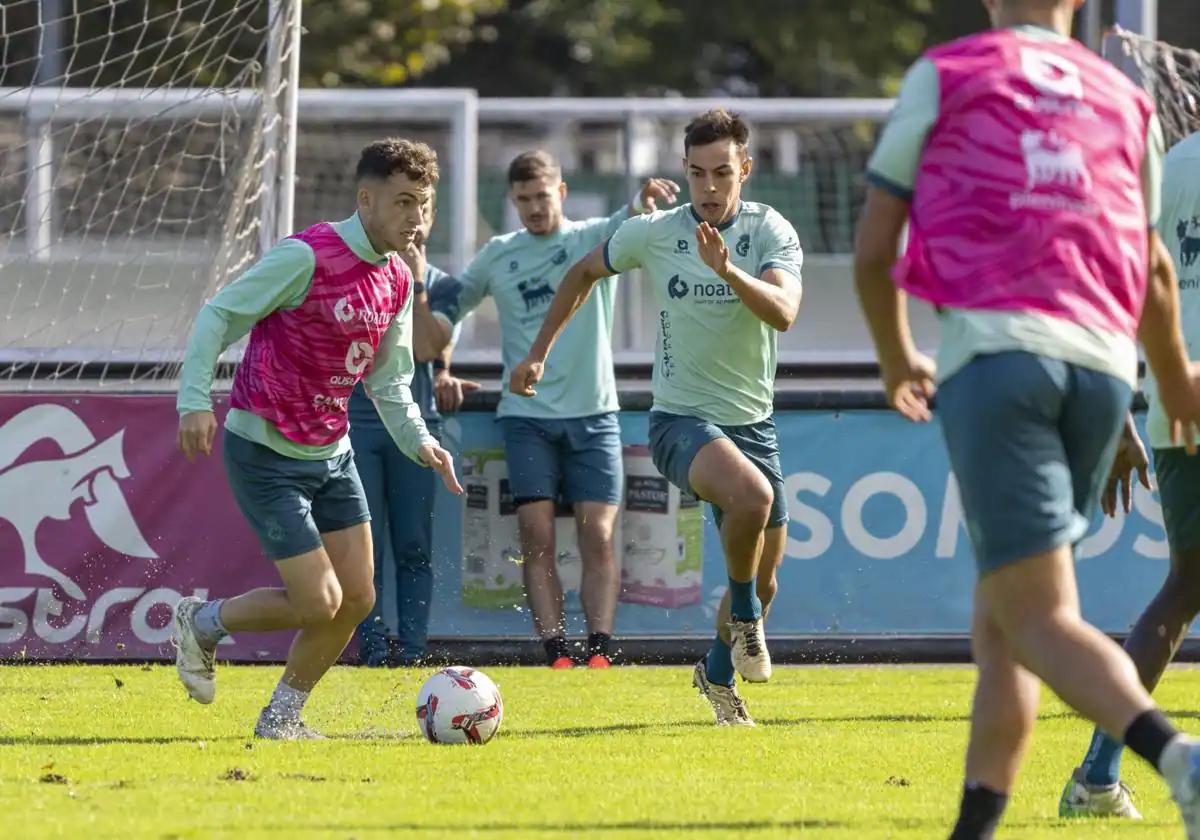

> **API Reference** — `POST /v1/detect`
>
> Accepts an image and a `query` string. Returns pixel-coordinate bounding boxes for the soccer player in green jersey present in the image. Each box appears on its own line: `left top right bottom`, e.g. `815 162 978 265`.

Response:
1059 132 1200 819
509 109 803 724
421 151 680 668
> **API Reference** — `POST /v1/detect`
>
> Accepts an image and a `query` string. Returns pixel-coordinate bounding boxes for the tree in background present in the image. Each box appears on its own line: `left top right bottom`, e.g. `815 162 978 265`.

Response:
302 0 505 87
412 0 986 97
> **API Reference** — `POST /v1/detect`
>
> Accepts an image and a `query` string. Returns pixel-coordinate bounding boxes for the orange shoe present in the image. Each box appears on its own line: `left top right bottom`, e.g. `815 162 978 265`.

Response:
587 654 612 669
550 656 575 670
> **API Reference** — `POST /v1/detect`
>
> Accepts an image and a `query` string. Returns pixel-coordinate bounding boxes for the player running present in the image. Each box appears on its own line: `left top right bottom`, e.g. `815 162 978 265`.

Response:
172 138 461 739
508 109 803 724
1059 131 1200 819
420 150 679 669
855 1 1200 836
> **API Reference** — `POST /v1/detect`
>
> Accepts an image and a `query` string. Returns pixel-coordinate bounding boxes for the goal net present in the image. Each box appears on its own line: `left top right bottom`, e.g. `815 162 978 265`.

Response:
1105 26 1200 148
0 0 299 388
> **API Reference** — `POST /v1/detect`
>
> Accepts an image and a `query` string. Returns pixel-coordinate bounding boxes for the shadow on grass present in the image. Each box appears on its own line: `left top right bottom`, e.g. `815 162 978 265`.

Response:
255 819 847 833
0 735 247 746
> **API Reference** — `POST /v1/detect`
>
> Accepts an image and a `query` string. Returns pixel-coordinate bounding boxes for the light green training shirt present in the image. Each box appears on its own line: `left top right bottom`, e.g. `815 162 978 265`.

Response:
604 201 803 426
431 209 628 419
1146 132 1200 449
867 24 1165 388
177 213 433 462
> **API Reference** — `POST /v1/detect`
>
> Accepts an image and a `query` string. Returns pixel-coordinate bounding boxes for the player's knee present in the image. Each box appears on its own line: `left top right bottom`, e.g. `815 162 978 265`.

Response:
729 473 773 523
579 520 616 559
294 584 342 627
338 586 376 623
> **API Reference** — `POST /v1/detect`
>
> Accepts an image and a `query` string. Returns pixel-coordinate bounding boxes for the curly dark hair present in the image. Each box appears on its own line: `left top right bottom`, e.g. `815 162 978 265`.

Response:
355 138 440 186
684 108 750 155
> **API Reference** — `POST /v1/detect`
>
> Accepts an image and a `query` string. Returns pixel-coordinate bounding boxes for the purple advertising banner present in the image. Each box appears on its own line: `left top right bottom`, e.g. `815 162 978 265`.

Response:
0 394 302 661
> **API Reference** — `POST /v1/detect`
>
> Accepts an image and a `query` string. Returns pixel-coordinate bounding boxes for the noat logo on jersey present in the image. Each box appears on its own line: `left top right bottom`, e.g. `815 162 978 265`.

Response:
551 248 568 266
333 297 355 323
667 275 689 299
735 234 751 258
333 296 390 327
1179 218 1200 269
508 260 520 273
675 239 690 254
345 341 374 375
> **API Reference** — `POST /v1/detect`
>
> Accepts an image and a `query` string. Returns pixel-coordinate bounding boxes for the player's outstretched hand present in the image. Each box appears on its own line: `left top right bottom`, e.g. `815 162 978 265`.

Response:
1101 423 1150 517
882 352 937 423
419 443 463 495
695 222 730 276
434 371 481 414
508 357 544 398
639 178 681 213
1159 361 1200 456
178 410 218 462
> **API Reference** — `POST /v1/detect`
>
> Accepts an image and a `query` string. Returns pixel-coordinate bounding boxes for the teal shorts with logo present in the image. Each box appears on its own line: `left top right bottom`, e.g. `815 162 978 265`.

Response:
647 410 788 529
222 429 371 561
937 351 1131 574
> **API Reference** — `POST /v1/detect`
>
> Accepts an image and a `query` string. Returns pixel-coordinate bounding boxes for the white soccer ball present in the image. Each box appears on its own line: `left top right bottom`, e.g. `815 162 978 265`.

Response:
415 666 504 745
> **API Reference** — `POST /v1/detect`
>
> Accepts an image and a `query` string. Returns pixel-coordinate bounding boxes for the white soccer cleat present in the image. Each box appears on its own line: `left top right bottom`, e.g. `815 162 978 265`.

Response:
1165 739 1200 839
172 595 216 705
254 707 326 741
1058 767 1142 819
728 617 771 683
692 660 755 727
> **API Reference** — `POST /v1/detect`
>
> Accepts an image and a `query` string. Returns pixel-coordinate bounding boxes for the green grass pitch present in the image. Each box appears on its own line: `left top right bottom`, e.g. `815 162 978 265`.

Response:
2 663 1198 838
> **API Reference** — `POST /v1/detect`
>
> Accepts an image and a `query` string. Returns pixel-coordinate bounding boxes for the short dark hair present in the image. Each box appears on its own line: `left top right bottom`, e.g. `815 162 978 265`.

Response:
507 150 561 185
355 138 440 186
684 109 750 155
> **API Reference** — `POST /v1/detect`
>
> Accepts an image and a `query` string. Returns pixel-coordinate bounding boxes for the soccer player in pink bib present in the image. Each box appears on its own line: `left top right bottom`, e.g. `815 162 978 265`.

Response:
172 139 461 739
856 1 1200 836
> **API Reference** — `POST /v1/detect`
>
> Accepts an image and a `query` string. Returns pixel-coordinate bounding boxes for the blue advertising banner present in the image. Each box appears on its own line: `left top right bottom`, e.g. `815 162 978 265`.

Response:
407 410 1171 639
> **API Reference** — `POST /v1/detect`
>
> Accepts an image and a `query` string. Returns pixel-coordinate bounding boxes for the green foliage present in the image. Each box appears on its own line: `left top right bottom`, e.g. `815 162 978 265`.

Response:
415 0 987 96
301 0 506 87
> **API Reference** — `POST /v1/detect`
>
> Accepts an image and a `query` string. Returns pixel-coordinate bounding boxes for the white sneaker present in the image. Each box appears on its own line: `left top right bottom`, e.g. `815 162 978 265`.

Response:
728 618 771 683
1058 767 1142 819
254 707 326 741
1164 738 1200 839
172 595 216 704
692 660 754 726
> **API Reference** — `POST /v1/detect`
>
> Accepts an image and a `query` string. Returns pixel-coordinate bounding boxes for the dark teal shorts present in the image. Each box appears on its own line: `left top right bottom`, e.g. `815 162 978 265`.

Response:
222 429 371 561
937 351 1131 574
498 412 623 506
647 410 788 529
1153 447 1200 553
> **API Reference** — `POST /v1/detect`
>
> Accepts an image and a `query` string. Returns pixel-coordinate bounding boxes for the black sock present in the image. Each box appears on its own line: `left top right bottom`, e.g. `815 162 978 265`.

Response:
1124 709 1178 773
948 783 1007 840
587 632 611 658
544 636 571 664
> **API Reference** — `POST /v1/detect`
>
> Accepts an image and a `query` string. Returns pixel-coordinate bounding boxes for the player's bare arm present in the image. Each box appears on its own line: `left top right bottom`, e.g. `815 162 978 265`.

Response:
1140 230 1200 452
509 244 615 397
693 222 801 331
853 186 936 424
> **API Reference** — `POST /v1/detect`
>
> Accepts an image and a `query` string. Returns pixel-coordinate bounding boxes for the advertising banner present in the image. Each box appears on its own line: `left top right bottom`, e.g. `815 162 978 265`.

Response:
0 394 1174 659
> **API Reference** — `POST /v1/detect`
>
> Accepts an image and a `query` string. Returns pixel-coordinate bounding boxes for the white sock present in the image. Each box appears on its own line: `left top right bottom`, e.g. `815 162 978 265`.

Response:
267 681 309 721
1159 735 1193 788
